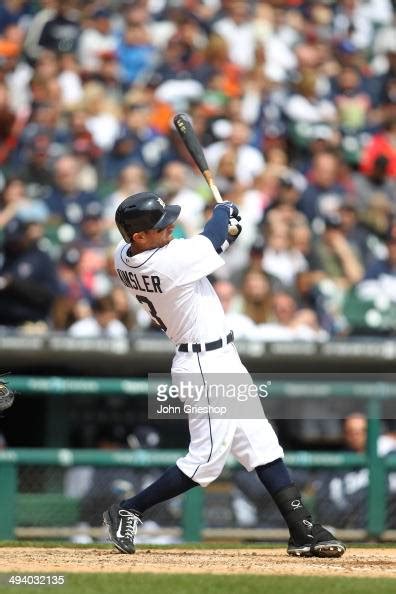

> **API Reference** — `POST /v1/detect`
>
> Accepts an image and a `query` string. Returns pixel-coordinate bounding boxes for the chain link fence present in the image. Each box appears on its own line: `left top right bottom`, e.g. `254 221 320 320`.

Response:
12 463 396 541
16 464 184 541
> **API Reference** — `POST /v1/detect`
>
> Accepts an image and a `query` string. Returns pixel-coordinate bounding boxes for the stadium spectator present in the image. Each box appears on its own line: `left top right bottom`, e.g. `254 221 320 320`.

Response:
104 163 148 229
78 8 117 74
117 20 156 87
233 410 396 530
260 173 305 226
360 117 396 178
16 132 54 199
38 0 80 55
44 154 99 232
110 285 135 331
332 65 372 134
52 245 92 331
353 154 396 215
4 1 396 538
0 0 395 339
284 69 337 127
206 120 265 186
298 150 346 224
68 294 127 338
15 99 65 177
73 201 109 293
364 222 396 281
213 278 256 340
66 109 101 192
315 412 396 529
155 160 204 236
23 0 57 62
80 81 121 152
0 177 48 229
262 222 308 288
192 33 242 100
256 290 328 342
106 89 168 179
295 211 365 333
213 1 256 72
0 217 60 328
337 202 371 265
312 213 364 288
0 80 19 165
0 1 30 34
238 268 274 325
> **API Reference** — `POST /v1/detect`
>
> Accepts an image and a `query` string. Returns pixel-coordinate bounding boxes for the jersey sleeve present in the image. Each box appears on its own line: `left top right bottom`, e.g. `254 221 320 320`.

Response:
164 235 225 286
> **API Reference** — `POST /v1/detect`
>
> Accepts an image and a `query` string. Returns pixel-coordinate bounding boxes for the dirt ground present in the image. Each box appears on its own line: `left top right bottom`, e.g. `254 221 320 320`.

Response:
0 547 395 578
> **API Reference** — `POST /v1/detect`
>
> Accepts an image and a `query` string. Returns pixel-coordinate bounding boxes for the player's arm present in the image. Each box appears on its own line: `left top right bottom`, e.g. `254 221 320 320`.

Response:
163 203 241 286
200 202 242 254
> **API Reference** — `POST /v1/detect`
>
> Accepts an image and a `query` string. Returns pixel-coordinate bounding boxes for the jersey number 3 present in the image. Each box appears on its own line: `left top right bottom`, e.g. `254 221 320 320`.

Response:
136 295 167 332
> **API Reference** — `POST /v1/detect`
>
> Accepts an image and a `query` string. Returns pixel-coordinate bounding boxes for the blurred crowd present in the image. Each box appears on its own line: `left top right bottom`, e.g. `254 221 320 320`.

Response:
233 412 396 529
0 0 396 339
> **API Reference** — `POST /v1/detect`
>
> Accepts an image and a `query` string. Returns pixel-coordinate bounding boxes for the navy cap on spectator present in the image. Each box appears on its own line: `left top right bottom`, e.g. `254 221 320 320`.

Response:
3 217 27 242
60 246 81 267
339 200 357 213
337 39 359 55
279 172 306 194
323 212 342 229
250 236 265 256
92 8 112 20
83 201 103 220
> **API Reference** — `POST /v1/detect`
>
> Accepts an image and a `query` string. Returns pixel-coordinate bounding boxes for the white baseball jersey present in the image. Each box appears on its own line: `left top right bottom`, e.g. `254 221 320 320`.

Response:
114 234 229 345
114 233 283 486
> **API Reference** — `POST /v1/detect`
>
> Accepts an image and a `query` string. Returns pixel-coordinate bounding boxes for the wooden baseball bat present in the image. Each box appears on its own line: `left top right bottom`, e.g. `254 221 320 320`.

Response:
173 113 239 236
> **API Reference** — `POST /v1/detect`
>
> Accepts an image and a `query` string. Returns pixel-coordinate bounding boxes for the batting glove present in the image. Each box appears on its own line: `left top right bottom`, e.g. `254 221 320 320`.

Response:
217 219 242 253
228 217 242 238
214 201 240 221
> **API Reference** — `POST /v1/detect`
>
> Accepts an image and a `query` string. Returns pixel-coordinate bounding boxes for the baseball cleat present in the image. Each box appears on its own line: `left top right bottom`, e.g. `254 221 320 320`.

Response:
287 523 346 558
103 503 142 554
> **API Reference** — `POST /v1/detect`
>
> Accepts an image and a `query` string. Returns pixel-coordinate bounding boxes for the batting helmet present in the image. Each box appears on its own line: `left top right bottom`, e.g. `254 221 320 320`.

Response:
115 192 181 243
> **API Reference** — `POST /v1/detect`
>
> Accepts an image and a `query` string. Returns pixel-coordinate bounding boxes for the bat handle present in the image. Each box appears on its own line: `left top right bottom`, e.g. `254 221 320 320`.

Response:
203 171 239 237
208 179 223 204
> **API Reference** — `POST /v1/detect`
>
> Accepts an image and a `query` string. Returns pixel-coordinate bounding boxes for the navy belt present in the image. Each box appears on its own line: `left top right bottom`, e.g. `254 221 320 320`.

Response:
178 331 234 353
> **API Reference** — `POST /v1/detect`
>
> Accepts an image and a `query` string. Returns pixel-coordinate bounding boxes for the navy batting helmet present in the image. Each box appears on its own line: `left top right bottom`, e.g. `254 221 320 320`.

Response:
115 192 181 243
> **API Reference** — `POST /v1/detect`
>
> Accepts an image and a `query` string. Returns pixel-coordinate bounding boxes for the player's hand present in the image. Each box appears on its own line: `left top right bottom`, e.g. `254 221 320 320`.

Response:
216 218 242 253
228 218 242 241
215 201 240 221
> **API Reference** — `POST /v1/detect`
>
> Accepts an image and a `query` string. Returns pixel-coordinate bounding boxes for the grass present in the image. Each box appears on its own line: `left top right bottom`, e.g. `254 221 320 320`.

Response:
0 573 395 594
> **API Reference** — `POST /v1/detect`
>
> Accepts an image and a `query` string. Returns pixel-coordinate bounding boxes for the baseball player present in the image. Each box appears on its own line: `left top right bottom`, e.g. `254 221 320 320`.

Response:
103 192 346 558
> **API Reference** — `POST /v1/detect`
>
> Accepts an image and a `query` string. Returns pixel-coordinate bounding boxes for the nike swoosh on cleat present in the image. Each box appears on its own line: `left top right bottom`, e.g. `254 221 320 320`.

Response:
116 519 124 538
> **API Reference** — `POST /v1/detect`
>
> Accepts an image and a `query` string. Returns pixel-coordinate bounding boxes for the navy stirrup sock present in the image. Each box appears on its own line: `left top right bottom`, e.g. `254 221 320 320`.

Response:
255 458 293 495
120 465 197 516
256 458 312 542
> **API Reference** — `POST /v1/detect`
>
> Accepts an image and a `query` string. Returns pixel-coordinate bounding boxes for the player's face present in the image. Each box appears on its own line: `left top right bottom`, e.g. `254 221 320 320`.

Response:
131 224 175 253
147 224 175 248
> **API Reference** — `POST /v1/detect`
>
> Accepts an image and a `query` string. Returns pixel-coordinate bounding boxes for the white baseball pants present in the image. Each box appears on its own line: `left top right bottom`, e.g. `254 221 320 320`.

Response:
172 342 284 487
